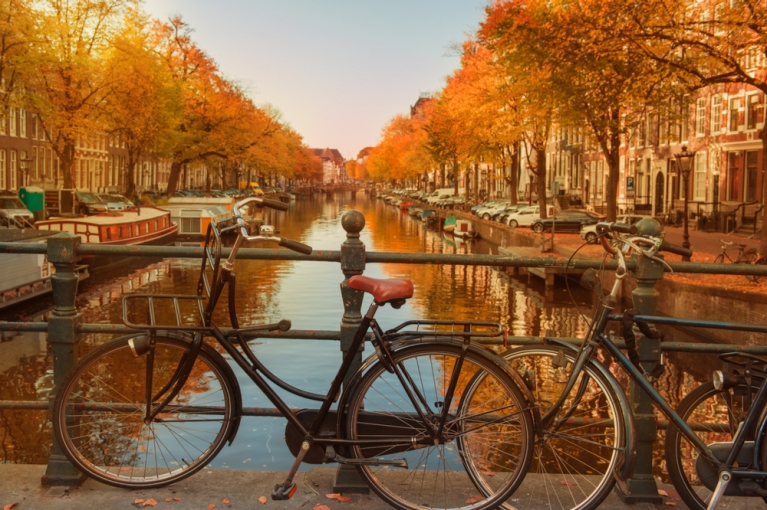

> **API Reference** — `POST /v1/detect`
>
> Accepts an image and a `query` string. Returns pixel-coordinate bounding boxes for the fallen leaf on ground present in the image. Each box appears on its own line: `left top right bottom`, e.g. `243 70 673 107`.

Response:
3 503 18 510
664 502 677 506
325 494 352 502
165 498 172 503
313 505 332 510
465 496 484 504
173 498 181 502
258 496 268 504
560 480 577 486
480 470 494 477
208 505 216 510
658 489 668 497
142 499 158 507
134 499 145 505
222 499 230 504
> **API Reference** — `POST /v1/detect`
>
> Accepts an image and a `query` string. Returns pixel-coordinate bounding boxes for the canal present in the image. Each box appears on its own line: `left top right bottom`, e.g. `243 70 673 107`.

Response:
0 192 722 474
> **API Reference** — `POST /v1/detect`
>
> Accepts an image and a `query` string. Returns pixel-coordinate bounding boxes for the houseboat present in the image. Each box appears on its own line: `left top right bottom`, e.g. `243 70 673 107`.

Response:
0 227 88 310
160 196 260 238
34 207 178 267
453 219 478 239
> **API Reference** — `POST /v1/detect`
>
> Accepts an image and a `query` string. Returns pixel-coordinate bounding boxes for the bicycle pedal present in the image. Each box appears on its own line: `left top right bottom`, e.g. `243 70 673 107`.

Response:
271 482 297 501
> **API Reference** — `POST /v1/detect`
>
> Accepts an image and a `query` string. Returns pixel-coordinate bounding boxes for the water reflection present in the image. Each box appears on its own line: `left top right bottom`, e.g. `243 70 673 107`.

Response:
0 192 721 475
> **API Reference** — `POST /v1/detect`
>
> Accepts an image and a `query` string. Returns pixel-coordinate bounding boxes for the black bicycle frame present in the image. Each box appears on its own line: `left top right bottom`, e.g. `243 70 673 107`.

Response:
549 298 767 479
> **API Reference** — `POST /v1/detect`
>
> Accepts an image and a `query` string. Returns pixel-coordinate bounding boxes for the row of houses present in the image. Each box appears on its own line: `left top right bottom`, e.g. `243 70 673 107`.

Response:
411 77 767 233
311 148 346 184
0 108 213 195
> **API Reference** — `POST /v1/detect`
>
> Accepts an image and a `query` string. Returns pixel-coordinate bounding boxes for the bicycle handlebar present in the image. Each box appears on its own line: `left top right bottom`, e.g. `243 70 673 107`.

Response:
658 240 693 258
596 222 638 235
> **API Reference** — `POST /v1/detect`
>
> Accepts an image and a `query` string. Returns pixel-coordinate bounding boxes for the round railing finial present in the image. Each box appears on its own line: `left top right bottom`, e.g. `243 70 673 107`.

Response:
341 210 365 236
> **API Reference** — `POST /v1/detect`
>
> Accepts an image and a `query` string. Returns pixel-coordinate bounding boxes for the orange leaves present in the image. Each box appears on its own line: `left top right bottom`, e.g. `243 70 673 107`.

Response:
258 496 268 504
325 493 352 502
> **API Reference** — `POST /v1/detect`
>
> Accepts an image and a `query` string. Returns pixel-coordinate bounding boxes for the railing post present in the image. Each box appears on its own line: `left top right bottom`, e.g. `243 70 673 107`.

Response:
42 233 83 486
333 210 369 494
616 249 665 504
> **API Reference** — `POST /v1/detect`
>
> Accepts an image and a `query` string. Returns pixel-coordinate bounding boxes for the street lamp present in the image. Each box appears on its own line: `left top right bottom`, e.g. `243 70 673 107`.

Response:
19 157 33 187
674 145 695 261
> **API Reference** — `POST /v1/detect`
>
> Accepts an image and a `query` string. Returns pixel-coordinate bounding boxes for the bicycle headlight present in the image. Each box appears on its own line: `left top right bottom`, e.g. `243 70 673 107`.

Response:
712 370 724 391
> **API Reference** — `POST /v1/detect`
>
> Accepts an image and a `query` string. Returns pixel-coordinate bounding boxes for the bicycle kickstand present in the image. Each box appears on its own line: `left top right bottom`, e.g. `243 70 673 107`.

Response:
272 439 312 500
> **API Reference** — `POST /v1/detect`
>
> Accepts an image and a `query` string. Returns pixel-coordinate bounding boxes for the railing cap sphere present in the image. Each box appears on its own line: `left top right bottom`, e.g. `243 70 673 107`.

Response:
342 210 365 235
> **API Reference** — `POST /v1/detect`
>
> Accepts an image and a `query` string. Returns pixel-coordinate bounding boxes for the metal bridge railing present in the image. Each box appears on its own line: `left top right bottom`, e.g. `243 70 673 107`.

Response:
2 209 767 497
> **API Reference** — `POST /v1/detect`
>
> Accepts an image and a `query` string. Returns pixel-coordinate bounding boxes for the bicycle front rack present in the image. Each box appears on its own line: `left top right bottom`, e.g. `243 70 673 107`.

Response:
122 293 210 331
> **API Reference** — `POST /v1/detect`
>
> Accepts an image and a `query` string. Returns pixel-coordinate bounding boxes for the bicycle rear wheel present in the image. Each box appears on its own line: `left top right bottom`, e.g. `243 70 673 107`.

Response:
345 342 534 510
666 381 759 510
53 335 236 489
713 254 726 264
750 256 767 283
497 345 625 510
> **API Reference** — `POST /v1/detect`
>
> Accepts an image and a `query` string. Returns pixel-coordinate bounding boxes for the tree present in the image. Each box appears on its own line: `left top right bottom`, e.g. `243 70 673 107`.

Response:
26 0 129 188
0 0 35 109
622 0 767 251
104 5 180 197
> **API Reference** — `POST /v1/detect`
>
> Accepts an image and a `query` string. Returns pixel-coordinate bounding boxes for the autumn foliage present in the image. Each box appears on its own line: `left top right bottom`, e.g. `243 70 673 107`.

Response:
6 1 320 192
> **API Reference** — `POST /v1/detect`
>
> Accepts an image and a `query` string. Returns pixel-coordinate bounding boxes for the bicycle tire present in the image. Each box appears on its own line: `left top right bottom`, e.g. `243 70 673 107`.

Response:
491 345 625 510
53 335 237 489
750 256 767 283
345 342 534 510
739 249 758 265
713 254 726 265
665 381 759 510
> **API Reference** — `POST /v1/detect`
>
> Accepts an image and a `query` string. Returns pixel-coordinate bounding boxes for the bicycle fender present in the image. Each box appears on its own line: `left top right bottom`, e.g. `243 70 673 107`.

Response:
752 397 767 469
540 337 637 481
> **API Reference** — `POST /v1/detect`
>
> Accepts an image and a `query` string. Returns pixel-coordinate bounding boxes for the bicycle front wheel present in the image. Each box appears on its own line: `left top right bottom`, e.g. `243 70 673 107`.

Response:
666 381 759 510
750 256 767 283
345 342 534 510
53 335 236 489
499 345 625 510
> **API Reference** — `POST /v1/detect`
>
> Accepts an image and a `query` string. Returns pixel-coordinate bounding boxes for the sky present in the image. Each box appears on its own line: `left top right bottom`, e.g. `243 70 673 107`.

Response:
141 0 488 161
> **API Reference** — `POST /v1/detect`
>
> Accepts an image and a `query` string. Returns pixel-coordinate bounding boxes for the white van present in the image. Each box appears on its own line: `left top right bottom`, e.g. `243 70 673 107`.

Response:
427 188 464 204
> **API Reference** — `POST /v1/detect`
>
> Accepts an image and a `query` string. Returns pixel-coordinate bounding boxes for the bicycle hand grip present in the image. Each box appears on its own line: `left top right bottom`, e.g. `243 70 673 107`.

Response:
659 240 693 258
279 237 312 255
610 222 638 235
262 199 289 211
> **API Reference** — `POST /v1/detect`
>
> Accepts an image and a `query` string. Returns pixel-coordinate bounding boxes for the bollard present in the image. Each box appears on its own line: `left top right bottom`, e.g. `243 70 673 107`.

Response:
615 251 664 504
333 210 370 493
42 233 83 486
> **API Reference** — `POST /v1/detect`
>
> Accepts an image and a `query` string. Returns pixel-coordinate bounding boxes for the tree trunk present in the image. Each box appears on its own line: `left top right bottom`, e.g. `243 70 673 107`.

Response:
452 158 459 196
509 142 519 205
60 142 76 189
605 126 621 222
536 146 548 219
440 163 446 189
473 163 479 204
760 126 767 256
125 157 137 199
167 161 182 195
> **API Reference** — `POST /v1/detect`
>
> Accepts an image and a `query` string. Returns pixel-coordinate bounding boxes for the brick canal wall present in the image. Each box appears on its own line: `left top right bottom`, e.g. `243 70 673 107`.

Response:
433 207 767 346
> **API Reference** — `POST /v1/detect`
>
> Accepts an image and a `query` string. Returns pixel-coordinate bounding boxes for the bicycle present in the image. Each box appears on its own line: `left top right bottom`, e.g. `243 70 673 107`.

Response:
464 219 767 510
749 253 767 284
51 196 537 510
714 239 758 264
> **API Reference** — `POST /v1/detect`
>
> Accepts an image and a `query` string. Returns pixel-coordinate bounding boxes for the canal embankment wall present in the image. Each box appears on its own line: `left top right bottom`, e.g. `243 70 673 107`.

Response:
434 208 767 346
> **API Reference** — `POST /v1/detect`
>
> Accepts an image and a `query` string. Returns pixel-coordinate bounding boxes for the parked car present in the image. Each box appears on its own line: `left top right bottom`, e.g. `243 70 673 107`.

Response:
530 210 602 234
108 194 135 209
0 193 34 226
98 194 126 212
506 205 558 228
75 192 108 215
580 214 652 243
477 201 512 220
494 204 523 223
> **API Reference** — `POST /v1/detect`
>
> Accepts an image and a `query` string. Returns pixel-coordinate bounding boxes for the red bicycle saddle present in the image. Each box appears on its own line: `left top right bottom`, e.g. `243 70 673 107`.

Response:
347 275 414 304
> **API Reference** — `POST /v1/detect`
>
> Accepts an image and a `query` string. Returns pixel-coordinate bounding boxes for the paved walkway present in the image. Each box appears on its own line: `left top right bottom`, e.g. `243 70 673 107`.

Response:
0 465 695 510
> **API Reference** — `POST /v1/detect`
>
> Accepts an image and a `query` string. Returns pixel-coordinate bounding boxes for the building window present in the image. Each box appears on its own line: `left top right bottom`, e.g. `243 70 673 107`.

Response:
729 96 742 131
19 108 25 137
694 152 707 201
8 107 15 136
0 150 4 189
638 117 646 147
597 160 604 196
32 115 37 139
9 150 16 189
711 95 722 134
746 93 761 130
33 147 38 179
678 96 690 141
696 97 706 136
40 146 46 178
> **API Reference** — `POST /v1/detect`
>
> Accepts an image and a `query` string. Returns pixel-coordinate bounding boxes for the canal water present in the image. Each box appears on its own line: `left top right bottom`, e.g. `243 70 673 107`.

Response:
0 192 721 474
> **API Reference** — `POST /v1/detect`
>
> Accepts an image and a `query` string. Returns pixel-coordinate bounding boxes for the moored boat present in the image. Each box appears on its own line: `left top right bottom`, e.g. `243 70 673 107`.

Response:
0 227 88 310
35 207 178 267
453 219 478 238
409 207 423 217
420 208 438 224
398 201 412 210
443 215 457 233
